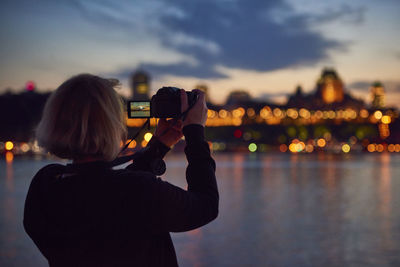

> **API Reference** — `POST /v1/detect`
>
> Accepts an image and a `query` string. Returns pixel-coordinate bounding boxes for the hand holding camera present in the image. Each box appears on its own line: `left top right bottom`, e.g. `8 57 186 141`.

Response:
128 87 207 147
181 89 207 127
153 88 207 147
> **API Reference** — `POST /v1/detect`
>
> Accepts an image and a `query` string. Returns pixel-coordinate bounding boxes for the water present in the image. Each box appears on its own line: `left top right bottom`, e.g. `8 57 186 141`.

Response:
1 153 400 267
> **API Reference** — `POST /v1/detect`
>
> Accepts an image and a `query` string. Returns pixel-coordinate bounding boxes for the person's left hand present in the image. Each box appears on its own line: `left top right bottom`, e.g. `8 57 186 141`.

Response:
154 118 183 147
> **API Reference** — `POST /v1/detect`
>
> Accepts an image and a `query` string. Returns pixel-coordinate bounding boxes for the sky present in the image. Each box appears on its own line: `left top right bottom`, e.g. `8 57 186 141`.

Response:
0 0 399 107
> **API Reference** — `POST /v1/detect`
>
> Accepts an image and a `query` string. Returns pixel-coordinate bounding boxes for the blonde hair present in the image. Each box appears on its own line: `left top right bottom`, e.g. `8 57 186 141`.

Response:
36 74 127 161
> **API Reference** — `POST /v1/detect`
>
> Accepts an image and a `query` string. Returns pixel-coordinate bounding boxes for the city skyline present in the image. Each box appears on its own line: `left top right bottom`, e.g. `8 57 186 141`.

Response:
1 0 399 107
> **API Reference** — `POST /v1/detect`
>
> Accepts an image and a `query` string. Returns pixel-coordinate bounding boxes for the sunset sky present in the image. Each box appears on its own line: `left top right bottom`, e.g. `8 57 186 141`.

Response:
1 0 399 107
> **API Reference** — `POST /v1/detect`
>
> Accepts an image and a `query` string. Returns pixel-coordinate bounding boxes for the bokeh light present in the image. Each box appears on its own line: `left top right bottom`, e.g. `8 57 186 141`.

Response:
248 143 257 152
144 132 153 142
5 141 14 151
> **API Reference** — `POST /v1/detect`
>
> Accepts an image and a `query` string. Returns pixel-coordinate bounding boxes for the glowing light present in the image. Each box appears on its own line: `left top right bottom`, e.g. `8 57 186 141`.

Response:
32 141 40 153
328 110 336 119
349 110 357 119
232 109 242 118
286 108 298 119
395 144 400 152
248 143 257 152
367 144 375 152
207 110 216 118
378 123 390 139
388 144 395 152
376 144 384 152
295 142 305 152
317 138 326 148
360 109 369 118
305 144 314 153
260 107 271 118
219 109 228 118
20 143 30 153
279 144 288 152
144 132 153 142
234 129 243 138
128 140 137 149
288 143 297 153
25 81 35 91
141 140 148 147
342 144 351 153
213 142 220 150
374 110 383 120
247 108 256 117
381 115 391 124
315 110 323 119
232 118 242 126
273 108 282 117
5 141 14 151
6 152 13 163
299 108 310 119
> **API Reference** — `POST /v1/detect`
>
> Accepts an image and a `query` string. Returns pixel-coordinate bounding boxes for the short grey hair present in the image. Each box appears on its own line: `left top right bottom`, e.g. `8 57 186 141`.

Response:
36 74 127 161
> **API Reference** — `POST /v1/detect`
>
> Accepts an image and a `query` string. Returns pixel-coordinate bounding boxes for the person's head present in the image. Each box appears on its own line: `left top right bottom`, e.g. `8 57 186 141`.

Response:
36 74 127 161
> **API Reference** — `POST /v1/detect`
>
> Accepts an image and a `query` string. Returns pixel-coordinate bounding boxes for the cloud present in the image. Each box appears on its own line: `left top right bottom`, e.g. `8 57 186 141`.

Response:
72 0 362 79
138 62 229 79
305 4 366 25
348 81 371 90
348 80 400 93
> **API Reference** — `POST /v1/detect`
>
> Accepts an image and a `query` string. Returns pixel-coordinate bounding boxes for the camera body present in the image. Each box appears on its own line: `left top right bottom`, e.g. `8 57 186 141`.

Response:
128 87 198 118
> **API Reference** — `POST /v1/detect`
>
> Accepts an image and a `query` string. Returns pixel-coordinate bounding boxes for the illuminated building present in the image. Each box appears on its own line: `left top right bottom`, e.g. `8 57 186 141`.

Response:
287 68 364 110
316 68 344 104
130 71 150 101
1 68 399 154
370 81 385 109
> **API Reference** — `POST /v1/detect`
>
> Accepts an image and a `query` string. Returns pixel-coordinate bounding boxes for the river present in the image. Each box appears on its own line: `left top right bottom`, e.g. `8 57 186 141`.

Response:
1 153 400 266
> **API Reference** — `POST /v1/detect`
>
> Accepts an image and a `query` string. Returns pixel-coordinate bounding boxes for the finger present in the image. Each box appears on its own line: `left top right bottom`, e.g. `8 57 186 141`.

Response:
173 120 183 130
180 89 189 113
192 89 205 106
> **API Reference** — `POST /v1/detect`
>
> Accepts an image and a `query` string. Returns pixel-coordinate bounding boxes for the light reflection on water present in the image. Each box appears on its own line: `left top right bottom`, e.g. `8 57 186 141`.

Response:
1 153 400 266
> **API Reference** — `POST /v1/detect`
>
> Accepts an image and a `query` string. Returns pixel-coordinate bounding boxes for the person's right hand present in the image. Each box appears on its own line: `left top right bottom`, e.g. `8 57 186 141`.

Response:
181 89 208 127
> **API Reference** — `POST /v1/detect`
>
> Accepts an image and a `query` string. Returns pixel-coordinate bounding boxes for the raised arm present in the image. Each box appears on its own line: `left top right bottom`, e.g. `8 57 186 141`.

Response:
152 90 219 232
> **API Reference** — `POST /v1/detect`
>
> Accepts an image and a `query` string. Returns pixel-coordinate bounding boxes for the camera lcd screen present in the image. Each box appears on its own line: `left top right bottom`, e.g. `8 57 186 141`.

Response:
128 101 151 118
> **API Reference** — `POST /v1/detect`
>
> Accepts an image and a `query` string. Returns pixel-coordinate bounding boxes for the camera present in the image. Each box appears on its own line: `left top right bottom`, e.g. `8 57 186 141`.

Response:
128 87 198 118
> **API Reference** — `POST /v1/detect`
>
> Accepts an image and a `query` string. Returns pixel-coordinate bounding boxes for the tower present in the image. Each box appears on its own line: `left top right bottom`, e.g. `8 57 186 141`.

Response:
316 68 344 104
130 71 150 101
370 81 385 109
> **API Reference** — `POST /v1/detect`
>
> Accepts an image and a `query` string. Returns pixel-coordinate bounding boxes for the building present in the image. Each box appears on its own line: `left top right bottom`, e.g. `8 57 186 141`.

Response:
130 71 150 101
370 81 385 109
226 90 252 106
316 68 344 104
287 68 364 110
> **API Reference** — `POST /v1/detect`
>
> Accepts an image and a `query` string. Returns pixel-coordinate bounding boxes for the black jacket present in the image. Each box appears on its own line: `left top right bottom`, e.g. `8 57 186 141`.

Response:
23 125 218 267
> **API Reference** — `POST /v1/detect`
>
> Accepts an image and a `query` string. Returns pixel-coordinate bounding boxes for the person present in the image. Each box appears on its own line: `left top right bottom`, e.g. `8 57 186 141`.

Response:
23 74 218 267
